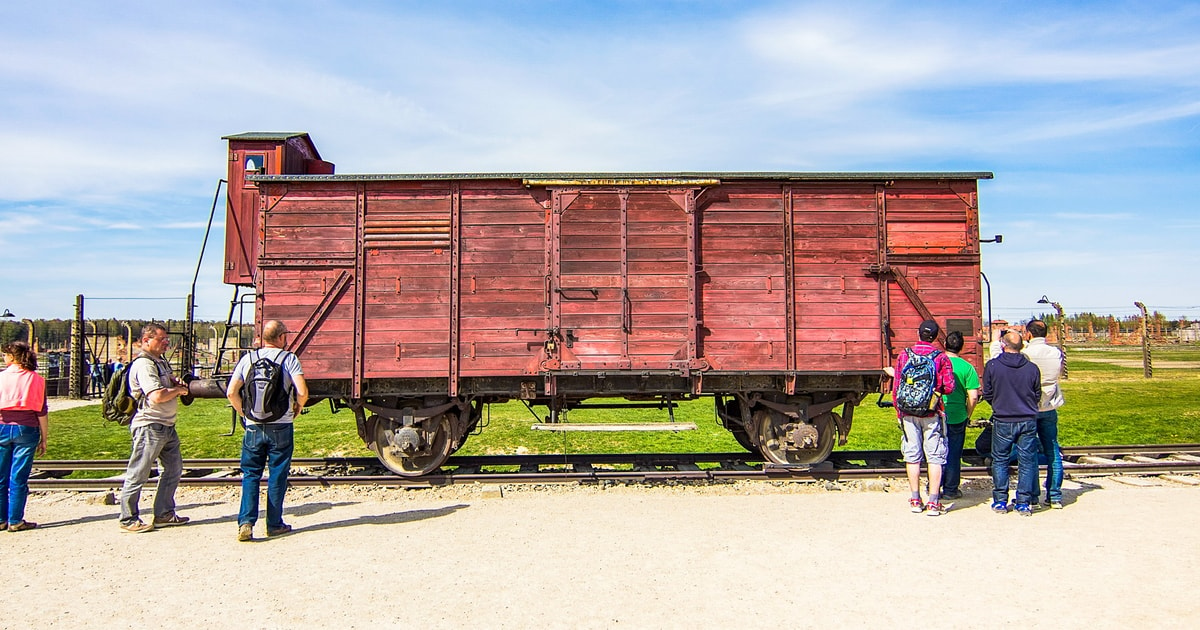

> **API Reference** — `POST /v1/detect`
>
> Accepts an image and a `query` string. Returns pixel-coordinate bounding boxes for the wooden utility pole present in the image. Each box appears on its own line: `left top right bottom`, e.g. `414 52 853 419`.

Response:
70 294 86 399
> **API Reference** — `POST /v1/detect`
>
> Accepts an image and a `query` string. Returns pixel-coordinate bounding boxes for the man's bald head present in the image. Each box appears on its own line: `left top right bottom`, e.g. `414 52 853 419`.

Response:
1002 330 1024 352
262 320 290 346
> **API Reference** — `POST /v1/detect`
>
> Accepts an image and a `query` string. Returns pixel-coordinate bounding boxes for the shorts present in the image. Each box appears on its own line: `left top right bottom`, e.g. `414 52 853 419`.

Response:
899 413 948 465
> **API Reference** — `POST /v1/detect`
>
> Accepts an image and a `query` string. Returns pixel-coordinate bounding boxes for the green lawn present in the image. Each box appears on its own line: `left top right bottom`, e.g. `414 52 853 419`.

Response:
43 348 1200 460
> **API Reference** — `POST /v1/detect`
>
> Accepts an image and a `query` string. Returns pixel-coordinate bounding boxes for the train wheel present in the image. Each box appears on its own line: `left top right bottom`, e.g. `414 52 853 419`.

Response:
752 408 835 465
372 412 454 477
730 429 756 453
715 397 756 452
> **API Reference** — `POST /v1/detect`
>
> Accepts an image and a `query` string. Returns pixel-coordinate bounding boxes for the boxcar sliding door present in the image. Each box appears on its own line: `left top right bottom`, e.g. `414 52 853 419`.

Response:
550 189 694 371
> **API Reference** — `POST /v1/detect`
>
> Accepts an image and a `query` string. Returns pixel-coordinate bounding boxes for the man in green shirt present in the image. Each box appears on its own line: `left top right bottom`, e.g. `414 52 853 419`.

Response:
942 331 979 500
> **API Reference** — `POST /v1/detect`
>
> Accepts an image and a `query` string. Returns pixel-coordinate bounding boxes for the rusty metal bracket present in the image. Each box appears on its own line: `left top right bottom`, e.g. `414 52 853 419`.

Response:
866 264 946 346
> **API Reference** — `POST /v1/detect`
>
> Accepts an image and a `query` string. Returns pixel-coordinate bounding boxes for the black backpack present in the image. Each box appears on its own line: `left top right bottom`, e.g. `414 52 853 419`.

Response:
240 350 292 423
101 356 150 426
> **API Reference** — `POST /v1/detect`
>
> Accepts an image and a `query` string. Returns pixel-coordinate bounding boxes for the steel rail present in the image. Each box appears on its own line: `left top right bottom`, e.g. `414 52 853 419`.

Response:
29 443 1200 472
28 445 1200 491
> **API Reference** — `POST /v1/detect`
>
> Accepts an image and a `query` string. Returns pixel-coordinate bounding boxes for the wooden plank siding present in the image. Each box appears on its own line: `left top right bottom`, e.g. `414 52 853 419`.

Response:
360 188 453 378
791 185 884 371
245 169 984 389
257 184 358 380
698 185 788 371
553 191 693 370
883 181 984 370
458 184 549 376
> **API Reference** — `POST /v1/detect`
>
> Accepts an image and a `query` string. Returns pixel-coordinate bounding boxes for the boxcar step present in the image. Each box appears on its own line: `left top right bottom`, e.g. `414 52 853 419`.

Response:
530 422 698 432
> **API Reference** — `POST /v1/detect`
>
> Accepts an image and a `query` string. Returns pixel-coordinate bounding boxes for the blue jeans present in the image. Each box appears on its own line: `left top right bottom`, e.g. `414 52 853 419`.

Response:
942 421 967 494
1 424 40 526
239 422 294 528
1036 410 1064 503
991 419 1039 506
119 423 183 525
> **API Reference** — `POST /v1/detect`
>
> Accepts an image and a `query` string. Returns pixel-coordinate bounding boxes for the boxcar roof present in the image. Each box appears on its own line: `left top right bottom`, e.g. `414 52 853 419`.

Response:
222 132 310 141
249 171 993 184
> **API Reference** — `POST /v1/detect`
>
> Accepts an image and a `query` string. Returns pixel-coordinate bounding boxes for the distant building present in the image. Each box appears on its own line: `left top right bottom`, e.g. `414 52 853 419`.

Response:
989 320 1027 340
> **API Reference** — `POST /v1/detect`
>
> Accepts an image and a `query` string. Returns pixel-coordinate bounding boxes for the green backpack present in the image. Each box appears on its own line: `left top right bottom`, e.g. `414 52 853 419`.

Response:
101 356 149 426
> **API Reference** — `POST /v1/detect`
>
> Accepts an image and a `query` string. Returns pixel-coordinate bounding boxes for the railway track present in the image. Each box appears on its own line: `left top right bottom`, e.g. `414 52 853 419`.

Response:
28 444 1200 491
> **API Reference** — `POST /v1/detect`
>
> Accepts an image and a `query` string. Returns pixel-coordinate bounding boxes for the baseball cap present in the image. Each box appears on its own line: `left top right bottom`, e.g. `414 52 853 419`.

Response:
918 319 940 338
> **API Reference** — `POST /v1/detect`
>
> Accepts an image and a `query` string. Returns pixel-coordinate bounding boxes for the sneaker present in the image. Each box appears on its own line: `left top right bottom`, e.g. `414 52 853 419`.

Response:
1015 503 1033 517
909 498 925 513
120 520 154 533
925 501 945 516
991 501 1009 514
7 520 38 532
1050 501 1064 510
152 513 190 527
267 524 293 537
942 489 963 500
237 523 253 542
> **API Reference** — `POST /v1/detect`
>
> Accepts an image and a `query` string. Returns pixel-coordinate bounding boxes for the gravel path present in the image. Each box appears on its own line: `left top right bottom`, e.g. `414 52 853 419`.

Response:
3 475 1198 628
46 398 100 412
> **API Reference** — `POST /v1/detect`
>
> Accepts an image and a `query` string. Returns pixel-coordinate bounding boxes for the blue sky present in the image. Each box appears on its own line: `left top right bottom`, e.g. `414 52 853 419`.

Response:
2 0 1197 324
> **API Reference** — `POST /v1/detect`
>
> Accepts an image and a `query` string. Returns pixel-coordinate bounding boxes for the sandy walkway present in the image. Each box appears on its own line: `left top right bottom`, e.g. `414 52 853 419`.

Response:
3 475 1198 629
46 398 100 412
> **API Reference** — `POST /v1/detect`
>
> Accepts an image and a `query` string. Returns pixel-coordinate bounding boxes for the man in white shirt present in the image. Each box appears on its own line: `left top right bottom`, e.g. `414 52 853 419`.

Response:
1022 319 1067 509
227 320 308 541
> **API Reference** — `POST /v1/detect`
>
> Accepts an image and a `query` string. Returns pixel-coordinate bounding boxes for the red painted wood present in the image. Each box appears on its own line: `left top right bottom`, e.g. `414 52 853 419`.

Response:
233 134 986 388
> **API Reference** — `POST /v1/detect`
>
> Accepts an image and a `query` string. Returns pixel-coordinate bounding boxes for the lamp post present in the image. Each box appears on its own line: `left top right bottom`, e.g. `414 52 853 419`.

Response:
979 234 1003 355
1 310 13 347
1037 295 1067 379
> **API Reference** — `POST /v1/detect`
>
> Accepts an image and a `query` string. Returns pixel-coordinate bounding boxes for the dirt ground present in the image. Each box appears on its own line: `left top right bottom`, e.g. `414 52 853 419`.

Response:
3 474 1198 629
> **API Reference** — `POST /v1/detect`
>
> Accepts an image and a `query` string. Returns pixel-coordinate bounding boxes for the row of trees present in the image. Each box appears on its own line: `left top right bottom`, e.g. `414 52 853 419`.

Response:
0 319 248 351
1039 312 1193 340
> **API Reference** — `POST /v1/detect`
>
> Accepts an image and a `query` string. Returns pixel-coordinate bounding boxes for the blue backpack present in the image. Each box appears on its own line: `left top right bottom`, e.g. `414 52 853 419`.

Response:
895 347 941 416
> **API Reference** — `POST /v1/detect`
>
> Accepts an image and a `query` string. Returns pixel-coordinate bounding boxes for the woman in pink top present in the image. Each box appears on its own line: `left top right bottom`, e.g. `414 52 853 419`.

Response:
0 341 49 531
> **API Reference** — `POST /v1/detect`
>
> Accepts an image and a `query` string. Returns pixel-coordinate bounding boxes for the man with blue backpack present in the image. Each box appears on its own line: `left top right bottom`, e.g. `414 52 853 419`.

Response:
892 319 956 516
226 320 308 542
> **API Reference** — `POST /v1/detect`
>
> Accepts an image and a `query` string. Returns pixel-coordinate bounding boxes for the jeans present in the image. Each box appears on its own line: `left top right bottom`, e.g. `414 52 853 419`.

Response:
239 422 294 529
119 423 183 525
942 421 967 494
1 424 40 525
991 419 1039 506
1036 410 1064 503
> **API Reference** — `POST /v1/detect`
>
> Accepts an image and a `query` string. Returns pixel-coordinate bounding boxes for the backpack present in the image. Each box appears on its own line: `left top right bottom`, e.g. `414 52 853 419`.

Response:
101 356 149 426
240 350 292 423
894 347 942 417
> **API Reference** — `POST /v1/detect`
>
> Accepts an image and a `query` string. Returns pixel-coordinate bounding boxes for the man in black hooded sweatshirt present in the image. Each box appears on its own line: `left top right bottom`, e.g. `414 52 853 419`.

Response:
981 331 1042 516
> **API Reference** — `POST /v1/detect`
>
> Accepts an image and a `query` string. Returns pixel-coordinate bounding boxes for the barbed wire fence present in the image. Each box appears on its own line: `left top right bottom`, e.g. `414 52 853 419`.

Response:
3 294 253 399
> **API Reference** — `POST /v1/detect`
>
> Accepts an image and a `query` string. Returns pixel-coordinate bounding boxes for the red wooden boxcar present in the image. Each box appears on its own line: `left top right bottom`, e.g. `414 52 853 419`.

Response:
210 132 990 475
